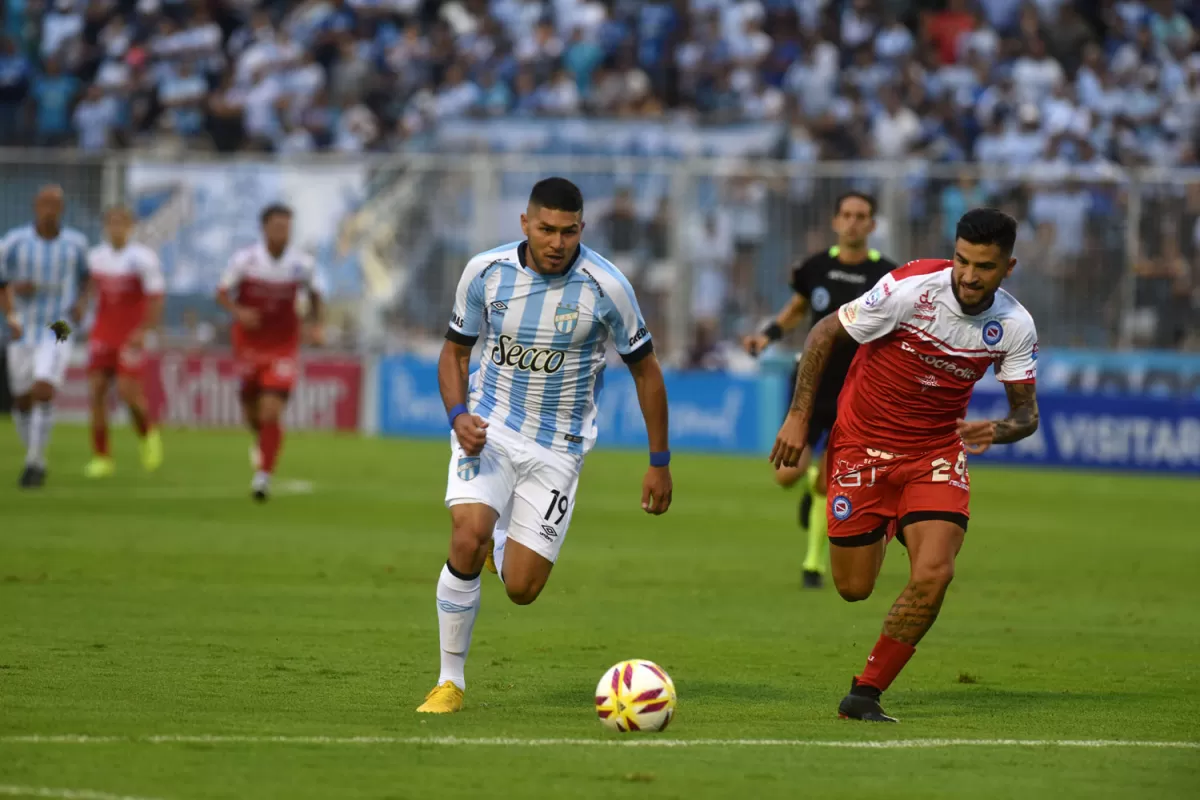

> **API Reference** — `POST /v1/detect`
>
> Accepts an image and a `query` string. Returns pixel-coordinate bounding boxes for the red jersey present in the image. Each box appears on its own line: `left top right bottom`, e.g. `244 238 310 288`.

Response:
834 259 1038 454
219 242 319 355
87 241 165 346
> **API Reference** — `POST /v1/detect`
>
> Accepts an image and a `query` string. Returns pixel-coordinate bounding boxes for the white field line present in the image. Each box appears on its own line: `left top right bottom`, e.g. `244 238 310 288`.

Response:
1 735 1197 750
0 787 167 800
26 480 315 501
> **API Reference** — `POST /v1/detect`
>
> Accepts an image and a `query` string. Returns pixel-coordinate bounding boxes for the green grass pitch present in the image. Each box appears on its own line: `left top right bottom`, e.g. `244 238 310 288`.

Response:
1 427 1198 799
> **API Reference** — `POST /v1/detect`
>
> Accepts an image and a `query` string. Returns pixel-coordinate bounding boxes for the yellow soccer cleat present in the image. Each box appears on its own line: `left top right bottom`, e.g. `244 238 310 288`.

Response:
83 456 115 479
484 539 498 574
416 681 464 714
140 429 163 472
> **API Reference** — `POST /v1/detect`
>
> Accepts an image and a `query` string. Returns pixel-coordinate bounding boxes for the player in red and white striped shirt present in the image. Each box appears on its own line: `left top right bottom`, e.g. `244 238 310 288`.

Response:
772 208 1040 723
83 206 164 478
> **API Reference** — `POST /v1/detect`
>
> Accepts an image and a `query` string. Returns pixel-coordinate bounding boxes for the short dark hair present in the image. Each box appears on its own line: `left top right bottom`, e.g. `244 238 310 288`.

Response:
956 207 1018 254
260 203 292 225
835 191 876 216
529 177 583 214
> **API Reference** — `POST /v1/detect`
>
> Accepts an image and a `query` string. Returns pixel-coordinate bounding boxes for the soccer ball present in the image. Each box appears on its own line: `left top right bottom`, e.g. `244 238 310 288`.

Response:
594 659 677 732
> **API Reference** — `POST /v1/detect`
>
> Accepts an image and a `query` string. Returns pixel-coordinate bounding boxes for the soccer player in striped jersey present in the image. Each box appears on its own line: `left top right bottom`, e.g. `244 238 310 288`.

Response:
0 185 90 488
417 177 674 714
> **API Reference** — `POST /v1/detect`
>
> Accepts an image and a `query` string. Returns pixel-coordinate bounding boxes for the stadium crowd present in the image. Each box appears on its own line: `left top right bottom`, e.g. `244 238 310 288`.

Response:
0 0 1197 353
0 0 1195 163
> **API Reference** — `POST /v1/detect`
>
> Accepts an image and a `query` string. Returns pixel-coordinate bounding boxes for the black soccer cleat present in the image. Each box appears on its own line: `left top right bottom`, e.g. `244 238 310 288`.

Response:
801 569 823 590
798 491 812 530
838 679 898 723
18 465 45 489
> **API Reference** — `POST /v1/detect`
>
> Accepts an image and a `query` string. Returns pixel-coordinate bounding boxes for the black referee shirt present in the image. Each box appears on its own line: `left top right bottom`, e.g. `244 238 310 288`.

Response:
789 246 898 410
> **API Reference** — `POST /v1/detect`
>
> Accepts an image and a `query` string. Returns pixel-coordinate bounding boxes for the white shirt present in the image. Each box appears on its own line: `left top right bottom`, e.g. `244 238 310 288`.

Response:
875 25 914 61
73 96 118 151
41 11 83 59
1012 56 1064 103
872 107 922 159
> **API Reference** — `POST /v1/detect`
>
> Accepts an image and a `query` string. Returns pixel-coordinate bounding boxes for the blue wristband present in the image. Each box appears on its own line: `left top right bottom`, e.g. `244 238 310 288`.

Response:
448 404 469 428
650 450 670 468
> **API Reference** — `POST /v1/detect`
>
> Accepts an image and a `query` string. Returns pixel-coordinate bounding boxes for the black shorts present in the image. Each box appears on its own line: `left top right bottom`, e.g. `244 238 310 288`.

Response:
785 362 839 451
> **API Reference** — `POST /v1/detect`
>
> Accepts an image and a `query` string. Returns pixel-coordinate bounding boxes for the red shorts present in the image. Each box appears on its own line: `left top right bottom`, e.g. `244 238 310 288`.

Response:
826 427 970 546
236 351 298 395
88 340 147 379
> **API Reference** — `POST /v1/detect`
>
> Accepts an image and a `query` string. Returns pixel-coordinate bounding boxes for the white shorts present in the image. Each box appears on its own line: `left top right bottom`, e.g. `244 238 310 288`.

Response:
6 339 71 396
445 422 583 564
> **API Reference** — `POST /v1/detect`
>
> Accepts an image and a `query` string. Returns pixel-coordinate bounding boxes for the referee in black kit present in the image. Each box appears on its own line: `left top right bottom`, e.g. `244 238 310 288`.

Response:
743 192 897 589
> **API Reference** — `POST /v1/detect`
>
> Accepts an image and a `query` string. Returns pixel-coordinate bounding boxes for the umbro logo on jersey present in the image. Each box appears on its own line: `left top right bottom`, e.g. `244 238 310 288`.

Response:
539 525 558 542
491 301 508 312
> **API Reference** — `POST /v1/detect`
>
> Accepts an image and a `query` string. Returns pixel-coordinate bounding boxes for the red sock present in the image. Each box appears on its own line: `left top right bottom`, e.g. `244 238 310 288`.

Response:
259 422 282 473
92 425 109 456
856 635 916 693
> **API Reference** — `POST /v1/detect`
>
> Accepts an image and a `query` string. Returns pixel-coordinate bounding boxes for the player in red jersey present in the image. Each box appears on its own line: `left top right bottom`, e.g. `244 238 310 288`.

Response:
83 206 165 478
216 204 323 502
771 208 1040 722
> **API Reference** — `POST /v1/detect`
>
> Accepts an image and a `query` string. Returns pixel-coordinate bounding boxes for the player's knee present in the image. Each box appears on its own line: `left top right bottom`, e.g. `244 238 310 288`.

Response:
504 576 546 606
449 511 493 560
911 559 955 590
30 382 54 403
834 577 874 603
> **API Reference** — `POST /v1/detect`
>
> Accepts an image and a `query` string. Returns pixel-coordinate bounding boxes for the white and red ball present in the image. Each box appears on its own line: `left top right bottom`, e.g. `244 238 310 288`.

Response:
594 659 677 732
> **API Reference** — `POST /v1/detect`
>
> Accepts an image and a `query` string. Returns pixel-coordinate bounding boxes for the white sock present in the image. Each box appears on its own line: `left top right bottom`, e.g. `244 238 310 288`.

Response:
27 403 54 467
436 562 480 691
13 410 30 450
493 528 508 583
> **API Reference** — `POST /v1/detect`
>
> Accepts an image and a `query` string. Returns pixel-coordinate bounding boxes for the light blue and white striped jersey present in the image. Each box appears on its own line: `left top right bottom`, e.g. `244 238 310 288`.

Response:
447 241 651 456
0 224 89 345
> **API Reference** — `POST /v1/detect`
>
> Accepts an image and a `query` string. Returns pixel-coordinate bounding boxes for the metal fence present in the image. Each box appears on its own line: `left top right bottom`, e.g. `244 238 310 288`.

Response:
0 151 1195 361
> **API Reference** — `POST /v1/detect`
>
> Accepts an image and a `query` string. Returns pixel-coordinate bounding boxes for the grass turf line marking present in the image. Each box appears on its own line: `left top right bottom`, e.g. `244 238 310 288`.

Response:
0 787 167 800
2 735 1198 749
26 480 316 501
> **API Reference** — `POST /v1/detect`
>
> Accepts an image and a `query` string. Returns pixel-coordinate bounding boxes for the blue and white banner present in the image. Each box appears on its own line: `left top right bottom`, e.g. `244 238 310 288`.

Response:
127 160 368 298
424 118 784 159
376 354 1200 473
376 354 780 454
964 350 1200 399
967 392 1200 474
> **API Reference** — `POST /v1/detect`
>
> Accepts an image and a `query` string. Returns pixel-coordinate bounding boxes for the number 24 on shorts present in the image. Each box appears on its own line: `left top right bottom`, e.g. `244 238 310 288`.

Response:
931 452 968 483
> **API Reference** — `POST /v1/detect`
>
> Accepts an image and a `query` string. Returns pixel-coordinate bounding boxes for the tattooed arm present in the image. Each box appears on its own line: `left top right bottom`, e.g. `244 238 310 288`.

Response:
769 314 855 468
957 382 1040 454
992 382 1039 443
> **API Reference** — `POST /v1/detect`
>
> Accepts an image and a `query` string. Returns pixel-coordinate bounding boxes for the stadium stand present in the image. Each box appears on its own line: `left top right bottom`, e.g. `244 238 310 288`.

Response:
0 0 1197 354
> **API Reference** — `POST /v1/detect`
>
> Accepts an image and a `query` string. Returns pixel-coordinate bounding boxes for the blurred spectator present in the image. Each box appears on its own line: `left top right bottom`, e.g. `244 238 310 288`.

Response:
0 36 31 144
73 84 119 151
1 0 1198 355
600 186 643 282
32 57 79 146
0 0 1182 176
925 0 977 65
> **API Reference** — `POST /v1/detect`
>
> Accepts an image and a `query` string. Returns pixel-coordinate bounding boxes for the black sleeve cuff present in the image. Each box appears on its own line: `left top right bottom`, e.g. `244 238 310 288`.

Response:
445 327 479 346
621 339 653 365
